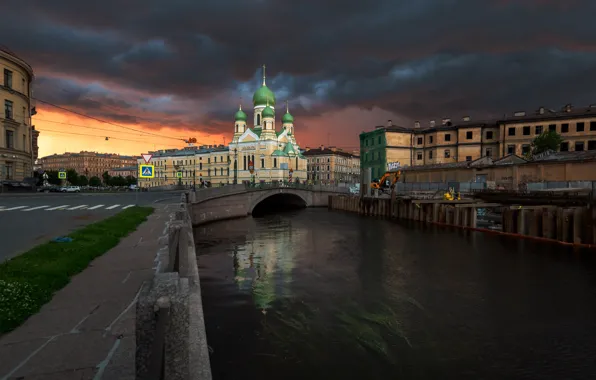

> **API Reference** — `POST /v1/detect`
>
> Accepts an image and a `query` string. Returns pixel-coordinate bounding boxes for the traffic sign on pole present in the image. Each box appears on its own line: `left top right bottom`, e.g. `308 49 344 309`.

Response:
139 164 155 178
142 154 153 164
58 171 67 179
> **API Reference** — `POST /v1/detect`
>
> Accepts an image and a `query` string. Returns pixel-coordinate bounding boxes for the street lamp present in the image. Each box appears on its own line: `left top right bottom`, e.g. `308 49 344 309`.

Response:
233 148 238 184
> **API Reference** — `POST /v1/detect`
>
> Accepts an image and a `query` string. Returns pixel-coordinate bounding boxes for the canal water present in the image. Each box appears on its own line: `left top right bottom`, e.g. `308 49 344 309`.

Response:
195 208 596 380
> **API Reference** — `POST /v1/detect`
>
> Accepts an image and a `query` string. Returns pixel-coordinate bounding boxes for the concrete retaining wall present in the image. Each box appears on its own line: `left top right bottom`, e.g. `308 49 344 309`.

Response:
136 194 212 380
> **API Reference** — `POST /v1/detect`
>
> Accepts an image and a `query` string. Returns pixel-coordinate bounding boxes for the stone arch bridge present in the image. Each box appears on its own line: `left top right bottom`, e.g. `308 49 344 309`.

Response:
189 183 349 225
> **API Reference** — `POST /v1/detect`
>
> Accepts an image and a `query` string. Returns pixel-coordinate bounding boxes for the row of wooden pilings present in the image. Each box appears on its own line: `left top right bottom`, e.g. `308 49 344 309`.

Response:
328 195 596 247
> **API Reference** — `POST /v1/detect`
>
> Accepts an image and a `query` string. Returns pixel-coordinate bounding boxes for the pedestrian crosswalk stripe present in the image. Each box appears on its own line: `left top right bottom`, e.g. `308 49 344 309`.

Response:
106 204 121 210
23 205 50 211
87 204 105 210
3 206 27 211
46 205 69 210
122 204 135 209
67 205 88 210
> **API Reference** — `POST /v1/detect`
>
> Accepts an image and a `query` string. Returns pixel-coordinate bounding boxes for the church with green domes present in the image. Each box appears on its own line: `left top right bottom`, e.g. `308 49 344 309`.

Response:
229 65 307 183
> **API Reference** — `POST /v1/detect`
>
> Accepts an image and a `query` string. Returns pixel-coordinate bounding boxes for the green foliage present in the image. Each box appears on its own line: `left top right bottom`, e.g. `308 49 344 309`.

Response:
102 171 111 185
530 130 564 156
0 207 154 334
66 169 78 185
78 175 89 186
88 176 102 187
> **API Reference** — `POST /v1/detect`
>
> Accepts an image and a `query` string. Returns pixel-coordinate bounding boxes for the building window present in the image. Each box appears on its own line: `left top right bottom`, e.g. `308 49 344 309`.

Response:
465 156 472 161
522 145 530 155
508 127 515 136
575 141 584 151
3 162 13 179
5 100 13 119
523 126 530 135
243 156 246 170
549 124 557 132
588 141 596 150
560 142 569 151
485 131 493 139
5 130 14 149
273 158 277 168
417 137 422 145
220 168 224 175
445 133 451 141
590 121 596 131
377 136 381 144
561 123 569 133
535 125 543 134
256 114 261 125
507 145 515 155
486 148 492 157
466 131 473 140
576 122 585 132
429 151 433 159
417 152 422 160
261 158 265 168
208 169 211 176
3 69 12 88
444 150 450 158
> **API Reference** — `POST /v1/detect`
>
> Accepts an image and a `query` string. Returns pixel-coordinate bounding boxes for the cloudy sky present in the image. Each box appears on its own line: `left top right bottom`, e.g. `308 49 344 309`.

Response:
2 0 595 157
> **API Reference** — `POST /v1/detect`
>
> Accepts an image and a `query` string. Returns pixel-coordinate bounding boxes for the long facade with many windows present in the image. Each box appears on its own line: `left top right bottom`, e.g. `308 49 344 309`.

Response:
360 105 596 179
1 47 35 181
303 146 360 184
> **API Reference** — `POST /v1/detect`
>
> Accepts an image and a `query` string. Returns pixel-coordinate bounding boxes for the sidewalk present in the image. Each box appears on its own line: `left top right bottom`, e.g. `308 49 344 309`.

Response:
0 203 178 380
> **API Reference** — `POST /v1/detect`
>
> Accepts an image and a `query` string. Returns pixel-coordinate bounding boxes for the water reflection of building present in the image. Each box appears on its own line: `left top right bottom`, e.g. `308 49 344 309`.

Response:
233 219 307 310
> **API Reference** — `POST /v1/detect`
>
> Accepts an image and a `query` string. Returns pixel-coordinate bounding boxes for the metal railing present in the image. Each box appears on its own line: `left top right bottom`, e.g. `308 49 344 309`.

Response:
394 182 487 193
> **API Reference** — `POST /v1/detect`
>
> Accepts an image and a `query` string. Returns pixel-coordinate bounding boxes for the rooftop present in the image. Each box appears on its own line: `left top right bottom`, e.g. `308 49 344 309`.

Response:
303 146 359 158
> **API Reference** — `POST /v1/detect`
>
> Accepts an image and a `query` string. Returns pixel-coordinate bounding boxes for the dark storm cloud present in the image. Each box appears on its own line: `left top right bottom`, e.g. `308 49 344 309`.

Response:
2 0 596 130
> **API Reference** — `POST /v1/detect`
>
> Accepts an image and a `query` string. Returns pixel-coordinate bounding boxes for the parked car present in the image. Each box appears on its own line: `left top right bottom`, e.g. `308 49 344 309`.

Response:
60 186 81 193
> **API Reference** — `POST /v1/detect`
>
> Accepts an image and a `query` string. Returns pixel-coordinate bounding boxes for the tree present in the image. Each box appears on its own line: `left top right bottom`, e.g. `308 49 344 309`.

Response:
530 130 564 156
89 176 102 187
125 175 137 186
78 175 89 186
102 171 111 185
45 170 60 185
66 169 79 185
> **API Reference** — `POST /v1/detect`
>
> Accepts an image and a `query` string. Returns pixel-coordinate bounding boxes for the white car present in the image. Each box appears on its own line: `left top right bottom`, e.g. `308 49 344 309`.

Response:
60 186 81 193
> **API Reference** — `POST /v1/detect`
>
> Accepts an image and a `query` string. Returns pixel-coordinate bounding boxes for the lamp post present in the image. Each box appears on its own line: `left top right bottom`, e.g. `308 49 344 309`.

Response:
233 148 238 184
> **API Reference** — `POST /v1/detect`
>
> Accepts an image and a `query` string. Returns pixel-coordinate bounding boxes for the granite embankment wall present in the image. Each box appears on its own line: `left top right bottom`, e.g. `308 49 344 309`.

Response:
136 193 212 380
329 195 596 248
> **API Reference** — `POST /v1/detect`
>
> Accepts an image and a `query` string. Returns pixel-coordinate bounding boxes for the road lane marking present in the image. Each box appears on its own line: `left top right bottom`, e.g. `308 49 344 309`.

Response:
46 205 70 210
67 205 88 210
2 206 27 211
105 204 121 210
88 204 105 210
22 205 50 211
122 204 135 209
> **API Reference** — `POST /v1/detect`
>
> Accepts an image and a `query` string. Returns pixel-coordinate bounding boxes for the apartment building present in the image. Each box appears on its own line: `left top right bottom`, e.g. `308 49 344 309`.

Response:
360 105 596 179
1 47 35 181
38 151 138 178
303 146 360 184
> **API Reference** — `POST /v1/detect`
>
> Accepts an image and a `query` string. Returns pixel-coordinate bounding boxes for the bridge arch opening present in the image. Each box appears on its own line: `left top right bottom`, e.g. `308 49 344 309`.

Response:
251 193 307 217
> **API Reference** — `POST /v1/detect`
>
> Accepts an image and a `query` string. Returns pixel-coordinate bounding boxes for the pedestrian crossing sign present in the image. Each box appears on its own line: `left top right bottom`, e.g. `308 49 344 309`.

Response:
58 171 67 179
139 164 155 178
176 171 182 178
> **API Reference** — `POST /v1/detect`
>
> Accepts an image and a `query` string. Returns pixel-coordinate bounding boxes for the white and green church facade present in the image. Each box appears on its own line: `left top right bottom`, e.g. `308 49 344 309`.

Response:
229 66 307 183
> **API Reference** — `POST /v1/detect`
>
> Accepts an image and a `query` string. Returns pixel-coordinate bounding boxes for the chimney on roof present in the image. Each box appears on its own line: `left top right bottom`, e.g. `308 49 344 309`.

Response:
462 116 470 122
330 146 337 152
429 120 435 128
414 121 420 128
320 145 324 150
538 106 545 115
387 119 393 127
564 104 572 113
514 111 526 117
305 146 310 151
441 118 451 125
590 104 596 108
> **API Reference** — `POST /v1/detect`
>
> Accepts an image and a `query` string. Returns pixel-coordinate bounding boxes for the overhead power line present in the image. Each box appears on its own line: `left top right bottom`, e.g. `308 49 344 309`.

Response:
37 128 183 147
33 98 190 142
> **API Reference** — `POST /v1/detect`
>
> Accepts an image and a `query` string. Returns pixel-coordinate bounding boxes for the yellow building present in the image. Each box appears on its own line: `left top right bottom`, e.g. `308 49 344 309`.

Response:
138 145 229 188
1 47 35 181
303 146 360 184
361 105 596 179
228 65 307 184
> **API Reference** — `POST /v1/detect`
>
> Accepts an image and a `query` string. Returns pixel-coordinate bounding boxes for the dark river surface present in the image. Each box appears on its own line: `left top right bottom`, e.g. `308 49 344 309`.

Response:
194 208 596 380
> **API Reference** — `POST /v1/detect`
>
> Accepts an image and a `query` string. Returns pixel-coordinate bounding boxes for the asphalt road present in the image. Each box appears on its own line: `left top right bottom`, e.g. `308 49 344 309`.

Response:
0 191 184 262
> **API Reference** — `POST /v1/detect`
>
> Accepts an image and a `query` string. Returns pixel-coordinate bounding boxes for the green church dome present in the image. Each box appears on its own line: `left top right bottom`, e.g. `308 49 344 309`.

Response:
253 85 276 107
262 105 275 118
234 105 247 122
282 112 294 123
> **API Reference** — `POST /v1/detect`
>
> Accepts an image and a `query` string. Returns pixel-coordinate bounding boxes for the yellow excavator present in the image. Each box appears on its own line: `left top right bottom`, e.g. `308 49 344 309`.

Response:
371 171 401 194
443 187 461 201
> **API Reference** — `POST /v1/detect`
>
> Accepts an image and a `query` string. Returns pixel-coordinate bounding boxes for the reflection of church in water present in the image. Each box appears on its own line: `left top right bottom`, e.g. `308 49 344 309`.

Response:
229 65 308 183
232 220 304 310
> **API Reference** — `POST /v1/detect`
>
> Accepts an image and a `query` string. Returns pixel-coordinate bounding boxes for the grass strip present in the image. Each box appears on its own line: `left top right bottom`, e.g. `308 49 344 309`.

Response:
0 206 154 334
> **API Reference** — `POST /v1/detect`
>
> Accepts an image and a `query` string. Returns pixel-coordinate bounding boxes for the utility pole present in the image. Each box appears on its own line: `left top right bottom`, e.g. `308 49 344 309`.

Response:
233 148 238 184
